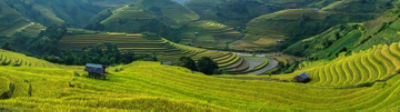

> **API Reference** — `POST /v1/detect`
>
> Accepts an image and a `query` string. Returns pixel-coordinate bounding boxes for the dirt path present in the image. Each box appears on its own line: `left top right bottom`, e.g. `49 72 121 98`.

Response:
243 59 264 73
235 52 280 75
249 59 278 74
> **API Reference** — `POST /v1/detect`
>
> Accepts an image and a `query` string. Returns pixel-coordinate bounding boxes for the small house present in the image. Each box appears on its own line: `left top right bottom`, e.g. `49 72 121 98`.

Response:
85 63 106 79
294 72 310 83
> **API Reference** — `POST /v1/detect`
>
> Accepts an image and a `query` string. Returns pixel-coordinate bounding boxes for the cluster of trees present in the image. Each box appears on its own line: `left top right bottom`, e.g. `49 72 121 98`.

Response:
142 32 162 40
178 56 219 75
46 43 156 65
6 25 154 65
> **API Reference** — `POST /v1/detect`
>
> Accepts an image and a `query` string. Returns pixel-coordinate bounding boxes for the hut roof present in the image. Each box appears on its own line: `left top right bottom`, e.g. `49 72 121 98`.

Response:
85 63 105 75
297 72 310 79
86 63 103 68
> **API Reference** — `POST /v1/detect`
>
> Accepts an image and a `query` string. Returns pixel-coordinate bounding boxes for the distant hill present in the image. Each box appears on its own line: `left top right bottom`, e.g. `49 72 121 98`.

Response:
185 0 336 27
178 20 243 49
0 1 30 36
285 8 400 60
230 9 370 51
321 0 394 13
86 0 199 33
2 0 136 27
230 0 395 52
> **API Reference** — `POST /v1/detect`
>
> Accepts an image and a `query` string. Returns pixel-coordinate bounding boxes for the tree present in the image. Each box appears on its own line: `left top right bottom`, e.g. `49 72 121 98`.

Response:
41 25 67 41
1 42 13 51
178 56 197 71
197 57 219 75
120 51 136 63
142 32 162 40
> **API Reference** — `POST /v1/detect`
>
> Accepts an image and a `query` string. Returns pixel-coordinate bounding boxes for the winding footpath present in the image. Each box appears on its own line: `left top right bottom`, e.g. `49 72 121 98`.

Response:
235 52 280 75
249 59 278 74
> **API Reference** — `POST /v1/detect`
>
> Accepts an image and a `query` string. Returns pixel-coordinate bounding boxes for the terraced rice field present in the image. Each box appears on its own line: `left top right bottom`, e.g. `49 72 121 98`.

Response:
0 49 399 111
251 43 399 88
0 50 58 68
60 33 270 74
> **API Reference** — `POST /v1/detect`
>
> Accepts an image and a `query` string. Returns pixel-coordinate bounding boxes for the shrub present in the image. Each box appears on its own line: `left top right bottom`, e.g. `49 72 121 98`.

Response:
178 56 198 71
197 57 218 75
142 32 162 40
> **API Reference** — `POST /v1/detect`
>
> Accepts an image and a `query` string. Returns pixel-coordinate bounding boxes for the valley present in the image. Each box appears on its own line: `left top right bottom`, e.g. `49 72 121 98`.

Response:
0 0 399 111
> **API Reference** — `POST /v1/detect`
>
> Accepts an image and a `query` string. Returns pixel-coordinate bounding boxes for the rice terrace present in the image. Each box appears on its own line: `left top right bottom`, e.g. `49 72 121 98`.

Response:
0 0 400 111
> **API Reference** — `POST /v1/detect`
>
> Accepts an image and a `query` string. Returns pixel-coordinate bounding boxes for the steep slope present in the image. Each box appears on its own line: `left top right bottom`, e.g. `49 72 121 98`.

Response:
234 0 395 51
0 1 30 36
322 0 394 13
0 49 58 68
285 9 400 59
272 42 400 88
178 20 243 49
0 50 399 111
87 0 199 33
59 32 249 73
185 0 335 27
232 9 368 51
3 0 137 27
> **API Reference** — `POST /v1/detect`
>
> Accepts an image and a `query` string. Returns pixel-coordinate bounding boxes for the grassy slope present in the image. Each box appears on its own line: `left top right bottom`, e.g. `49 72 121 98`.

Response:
185 0 333 27
234 0 395 51
285 9 400 59
321 0 394 13
138 0 199 25
92 0 199 33
232 9 331 51
179 20 243 49
98 5 159 33
3 0 137 27
59 32 247 73
0 47 399 111
0 1 29 37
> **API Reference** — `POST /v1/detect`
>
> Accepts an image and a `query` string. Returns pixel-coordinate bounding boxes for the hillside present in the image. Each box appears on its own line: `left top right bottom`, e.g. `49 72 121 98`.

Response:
0 46 399 111
285 9 400 59
185 0 335 27
59 32 266 74
321 0 394 13
232 9 357 51
87 0 199 33
2 0 137 27
0 1 30 37
178 20 243 49
231 0 396 51
1 1 400 111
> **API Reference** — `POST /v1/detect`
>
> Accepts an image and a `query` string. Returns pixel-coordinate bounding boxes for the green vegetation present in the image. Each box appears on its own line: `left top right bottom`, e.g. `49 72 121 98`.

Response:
3 0 136 27
0 1 30 36
185 0 331 27
178 20 243 49
285 9 400 60
2 0 400 111
234 8 376 51
0 45 399 111
178 56 197 71
59 32 252 73
142 32 162 40
86 0 199 42
196 57 219 75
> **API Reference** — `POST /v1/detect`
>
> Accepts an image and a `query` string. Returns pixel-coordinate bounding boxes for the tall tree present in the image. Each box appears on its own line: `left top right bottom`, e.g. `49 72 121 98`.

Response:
178 56 197 71
197 57 218 75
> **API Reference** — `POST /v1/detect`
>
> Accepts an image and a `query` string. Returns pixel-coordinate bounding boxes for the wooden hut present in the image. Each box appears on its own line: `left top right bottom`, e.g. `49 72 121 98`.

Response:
294 72 310 83
85 63 106 79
